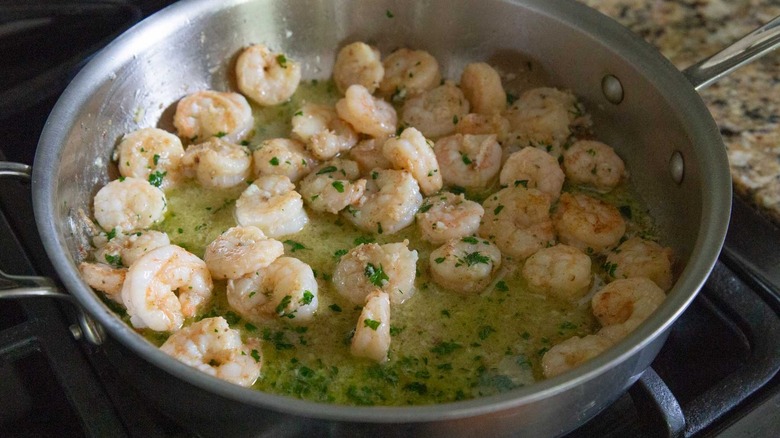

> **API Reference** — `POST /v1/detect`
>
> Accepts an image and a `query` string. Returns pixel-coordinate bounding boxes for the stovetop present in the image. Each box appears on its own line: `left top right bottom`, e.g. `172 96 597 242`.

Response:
1 1 779 437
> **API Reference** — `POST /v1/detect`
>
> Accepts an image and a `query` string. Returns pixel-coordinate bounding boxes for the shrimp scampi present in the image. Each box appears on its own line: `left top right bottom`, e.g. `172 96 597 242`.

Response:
291 103 359 161
402 81 469 139
434 133 502 190
429 237 502 295
332 241 418 305
203 226 284 280
604 237 674 291
562 140 626 192
459 62 506 115
336 84 397 138
541 334 613 378
234 175 308 238
342 168 422 235
500 147 565 200
93 177 167 234
173 90 253 144
236 44 301 106
299 159 367 214
94 230 171 268
252 138 316 183
416 192 484 245
378 48 441 100
113 128 184 189
351 290 391 363
590 277 666 343
553 192 626 255
180 138 252 189
382 127 442 196
333 42 384 94
521 244 592 302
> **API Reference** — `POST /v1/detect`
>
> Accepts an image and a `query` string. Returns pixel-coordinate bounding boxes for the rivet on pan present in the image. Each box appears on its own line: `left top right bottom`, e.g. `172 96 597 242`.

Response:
69 324 83 340
601 74 624 104
669 151 684 184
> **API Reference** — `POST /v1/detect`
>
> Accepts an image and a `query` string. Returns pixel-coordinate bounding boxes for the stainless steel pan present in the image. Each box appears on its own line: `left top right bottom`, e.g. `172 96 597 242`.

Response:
1 0 778 436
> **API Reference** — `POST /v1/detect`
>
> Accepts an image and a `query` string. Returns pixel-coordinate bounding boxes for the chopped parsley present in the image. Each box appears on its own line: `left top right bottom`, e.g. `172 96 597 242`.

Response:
300 290 314 305
364 319 381 330
364 263 389 287
434 257 446 264
104 253 122 267
334 249 348 258
275 295 293 317
329 303 342 312
462 236 479 244
430 341 462 355
603 261 618 277
148 170 166 187
385 9 394 18
106 228 117 240
354 236 375 245
276 54 288 68
461 153 472 165
619 205 632 219
463 251 490 266
152 154 160 165
514 179 529 188
283 240 307 252
493 205 504 215
332 181 345 193
317 165 337 175
452 115 459 125
250 349 261 362
269 157 280 166
215 131 227 138
495 280 509 292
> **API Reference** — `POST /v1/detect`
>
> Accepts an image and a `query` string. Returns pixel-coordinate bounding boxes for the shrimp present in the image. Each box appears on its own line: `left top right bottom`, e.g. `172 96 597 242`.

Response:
203 226 284 280
79 262 126 303
180 138 252 189
401 81 470 138
93 177 167 234
94 230 171 267
459 62 506 115
252 138 316 183
562 140 626 192
160 317 262 387
502 87 577 155
113 128 185 190
349 137 393 175
121 245 213 332
552 192 626 255
500 147 565 200
335 84 397 138
351 290 391 363
378 48 441 100
591 277 666 343
416 192 484 244
291 103 358 160
173 90 253 144
234 175 308 238
236 44 301 106
342 169 422 235
382 127 442 196
479 186 555 260
226 257 318 323
299 159 367 214
434 133 502 190
604 237 674 291
332 241 418 305
455 113 510 138
333 42 384 94
429 236 502 294
541 334 613 378
521 244 592 302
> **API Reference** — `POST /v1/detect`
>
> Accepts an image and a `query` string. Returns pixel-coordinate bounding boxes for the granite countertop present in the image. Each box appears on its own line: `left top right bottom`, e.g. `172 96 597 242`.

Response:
581 0 780 223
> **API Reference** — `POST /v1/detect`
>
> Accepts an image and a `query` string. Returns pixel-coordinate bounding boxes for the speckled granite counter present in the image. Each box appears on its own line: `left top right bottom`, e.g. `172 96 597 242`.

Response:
580 0 780 223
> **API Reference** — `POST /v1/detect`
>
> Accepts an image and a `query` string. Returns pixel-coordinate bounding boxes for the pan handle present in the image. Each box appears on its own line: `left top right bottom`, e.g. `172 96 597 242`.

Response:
683 15 780 91
0 161 32 178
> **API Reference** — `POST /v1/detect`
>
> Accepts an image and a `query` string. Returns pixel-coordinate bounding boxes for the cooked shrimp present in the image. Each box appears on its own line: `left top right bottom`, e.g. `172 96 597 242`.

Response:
113 128 184 190
342 169 422 235
94 230 171 268
335 85 397 138
299 159 366 214
79 262 126 303
351 290 391 363
378 48 441 100
93 177 167 234
500 147 565 200
553 192 626 254
333 42 384 94
173 90 253 143
455 113 510 138
503 87 577 155
234 175 308 238
591 277 666 343
429 236 502 294
291 103 358 160
121 245 213 332
605 237 674 291
521 244 592 302
479 186 555 260
203 226 284 280
416 192 484 244
349 137 393 175
332 241 418 305
180 138 252 189
563 140 626 192
226 257 318 323
236 44 301 106
434 133 502 189
382 127 442 196
252 138 315 183
160 317 261 387
541 334 613 378
401 81 469 138
459 62 506 115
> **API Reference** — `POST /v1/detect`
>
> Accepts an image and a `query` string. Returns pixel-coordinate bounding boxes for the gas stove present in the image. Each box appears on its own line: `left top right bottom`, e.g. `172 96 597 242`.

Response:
1 1 779 437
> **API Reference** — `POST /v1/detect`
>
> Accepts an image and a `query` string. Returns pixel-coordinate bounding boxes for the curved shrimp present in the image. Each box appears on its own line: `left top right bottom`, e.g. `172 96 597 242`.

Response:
349 137 393 175
93 177 167 234
94 230 171 268
459 62 506 115
226 256 318 323
478 186 555 260
180 138 252 189
455 113 510 138
562 140 626 192
351 290 391 363
173 90 253 144
382 127 442 196
236 44 301 106
234 175 308 238
521 244 592 302
552 192 626 255
591 277 666 343
332 241 418 305
79 262 126 303
416 192 484 244
291 103 358 161
434 133 502 190
252 138 316 183
203 226 284 280
121 245 213 332
335 84 397 138
502 87 577 155
378 48 441 100
500 147 565 200
342 168 422 235
299 159 367 214
333 42 384 94
160 317 262 387
604 237 674 291
113 128 184 190
429 236 502 294
401 81 470 138
541 334 613 378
